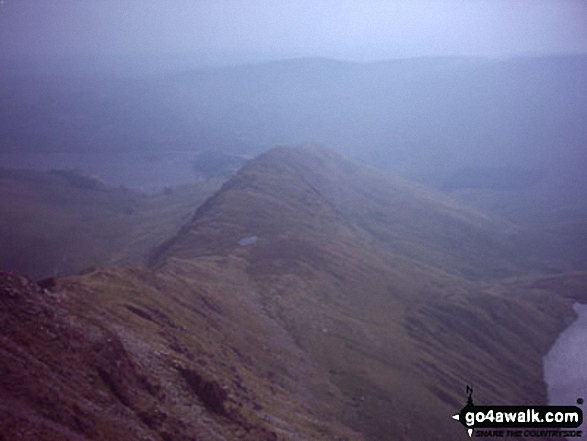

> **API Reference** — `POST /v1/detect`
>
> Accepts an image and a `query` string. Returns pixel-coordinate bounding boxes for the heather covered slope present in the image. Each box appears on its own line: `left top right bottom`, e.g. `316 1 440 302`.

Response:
1 147 582 440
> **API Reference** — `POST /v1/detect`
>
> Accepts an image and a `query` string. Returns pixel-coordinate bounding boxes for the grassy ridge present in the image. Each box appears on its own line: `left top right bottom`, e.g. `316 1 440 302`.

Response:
151 146 579 439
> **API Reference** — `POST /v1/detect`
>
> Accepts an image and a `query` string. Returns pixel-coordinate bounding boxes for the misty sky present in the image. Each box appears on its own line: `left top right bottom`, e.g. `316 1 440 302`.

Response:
0 0 586 61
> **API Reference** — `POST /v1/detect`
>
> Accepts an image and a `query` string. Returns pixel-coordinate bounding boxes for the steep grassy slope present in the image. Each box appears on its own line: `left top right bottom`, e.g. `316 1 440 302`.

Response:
153 146 545 278
0 169 223 279
0 265 358 440
151 146 580 439
1 147 582 440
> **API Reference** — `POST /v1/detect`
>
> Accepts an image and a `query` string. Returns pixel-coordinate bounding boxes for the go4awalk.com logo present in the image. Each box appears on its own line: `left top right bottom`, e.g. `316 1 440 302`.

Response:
452 386 583 438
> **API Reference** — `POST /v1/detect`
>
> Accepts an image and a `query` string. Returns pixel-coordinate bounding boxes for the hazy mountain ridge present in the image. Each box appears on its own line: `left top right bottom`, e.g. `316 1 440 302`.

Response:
1 147 579 439
170 55 587 181
2 54 585 190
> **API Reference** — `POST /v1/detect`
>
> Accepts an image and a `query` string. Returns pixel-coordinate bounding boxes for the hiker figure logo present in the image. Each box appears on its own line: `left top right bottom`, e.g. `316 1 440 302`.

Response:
467 385 474 407
452 385 476 438
451 385 583 438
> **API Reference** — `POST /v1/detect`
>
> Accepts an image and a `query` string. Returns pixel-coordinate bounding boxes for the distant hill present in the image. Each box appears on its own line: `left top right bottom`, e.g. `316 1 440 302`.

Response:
1 55 585 191
1 147 582 440
0 168 222 278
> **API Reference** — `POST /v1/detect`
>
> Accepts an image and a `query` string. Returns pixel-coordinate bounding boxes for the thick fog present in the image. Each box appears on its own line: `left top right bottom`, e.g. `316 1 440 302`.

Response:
0 0 585 203
1 0 586 62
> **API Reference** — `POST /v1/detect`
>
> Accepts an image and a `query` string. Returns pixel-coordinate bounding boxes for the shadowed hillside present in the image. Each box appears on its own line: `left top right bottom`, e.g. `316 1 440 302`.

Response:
1 147 583 440
0 168 223 279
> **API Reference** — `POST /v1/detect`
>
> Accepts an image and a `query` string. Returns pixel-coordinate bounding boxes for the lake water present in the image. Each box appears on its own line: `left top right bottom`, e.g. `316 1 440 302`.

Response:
543 303 587 435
